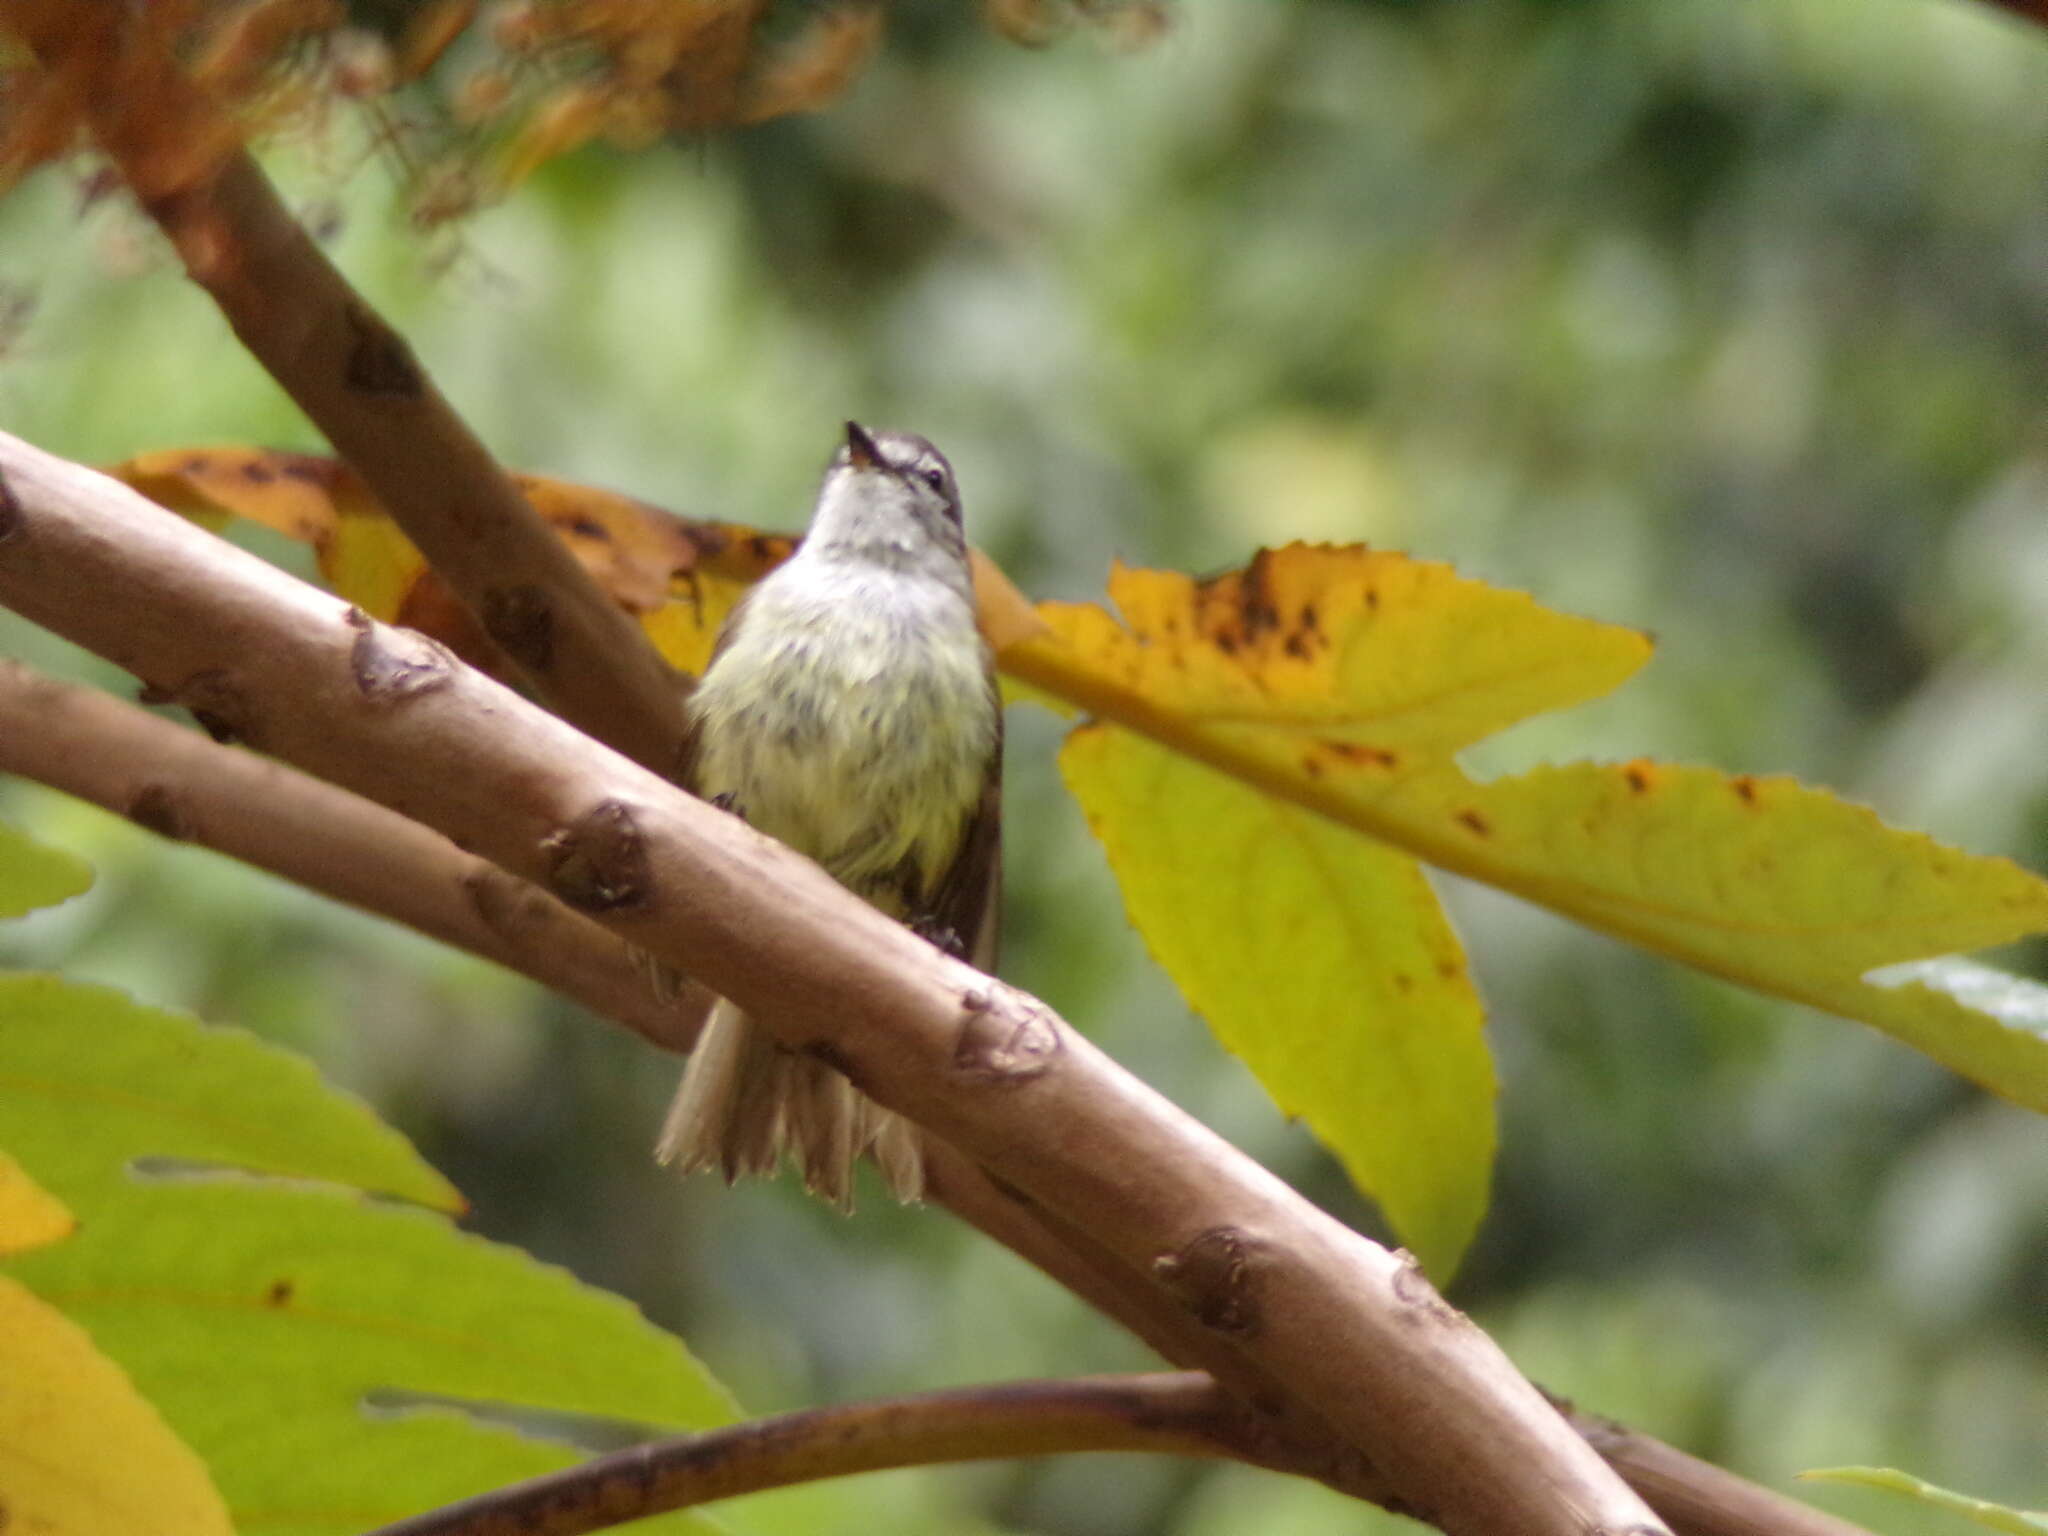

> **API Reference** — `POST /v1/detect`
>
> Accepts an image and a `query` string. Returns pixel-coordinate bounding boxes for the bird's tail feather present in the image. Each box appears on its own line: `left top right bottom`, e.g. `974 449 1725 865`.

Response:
656 1000 924 1208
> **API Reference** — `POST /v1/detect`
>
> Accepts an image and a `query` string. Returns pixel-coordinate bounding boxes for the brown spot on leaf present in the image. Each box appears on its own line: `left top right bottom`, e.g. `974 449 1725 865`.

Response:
1301 752 1324 779
1282 631 1311 660
1325 741 1399 771
1240 548 1281 638
481 583 554 672
1154 1227 1264 1336
1624 763 1652 794
954 993 1060 1082
543 800 653 912
347 608 453 704
343 301 423 397
564 515 609 542
1732 774 1758 805
278 455 333 486
126 783 191 841
1392 972 1414 994
1454 807 1490 837
265 1278 294 1307
239 459 276 483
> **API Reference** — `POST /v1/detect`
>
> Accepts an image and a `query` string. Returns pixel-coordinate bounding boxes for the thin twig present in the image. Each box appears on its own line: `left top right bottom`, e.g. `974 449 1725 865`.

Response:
0 431 1666 1536
0 659 712 1052
1571 1406 1878 1536
360 1373 1257 1536
1 3 695 780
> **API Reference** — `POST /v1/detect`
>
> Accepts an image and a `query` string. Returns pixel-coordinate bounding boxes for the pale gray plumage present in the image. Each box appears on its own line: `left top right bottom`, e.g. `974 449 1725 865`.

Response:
656 423 1001 1208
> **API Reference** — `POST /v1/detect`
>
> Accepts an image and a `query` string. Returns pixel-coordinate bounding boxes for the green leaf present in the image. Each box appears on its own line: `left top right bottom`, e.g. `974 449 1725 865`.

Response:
0 971 458 1212
1062 725 1495 1279
1377 761 2048 1111
0 819 93 918
0 974 737 1536
1802 1466 2048 1534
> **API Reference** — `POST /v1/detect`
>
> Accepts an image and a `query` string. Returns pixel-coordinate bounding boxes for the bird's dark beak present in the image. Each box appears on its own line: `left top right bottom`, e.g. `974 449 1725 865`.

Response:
844 420 880 470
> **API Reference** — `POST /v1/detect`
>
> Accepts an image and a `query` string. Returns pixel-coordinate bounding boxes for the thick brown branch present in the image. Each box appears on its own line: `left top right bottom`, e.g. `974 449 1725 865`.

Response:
0 657 1872 1536
0 4 694 780
928 1148 1870 1536
0 659 711 1052
361 1373 1262 1536
921 1142 1393 1502
0 433 1665 1536
0 681 1873 1536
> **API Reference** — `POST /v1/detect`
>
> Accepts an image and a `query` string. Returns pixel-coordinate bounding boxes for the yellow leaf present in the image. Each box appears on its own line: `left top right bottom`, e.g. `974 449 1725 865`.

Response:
1063 725 1495 1277
0 1277 233 1536
0 1151 74 1255
1005 546 2048 1114
1011 547 1653 757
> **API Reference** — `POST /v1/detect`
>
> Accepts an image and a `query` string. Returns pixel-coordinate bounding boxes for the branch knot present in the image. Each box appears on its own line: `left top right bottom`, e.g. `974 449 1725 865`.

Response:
1154 1227 1266 1337
346 609 455 704
952 989 1061 1082
543 799 654 912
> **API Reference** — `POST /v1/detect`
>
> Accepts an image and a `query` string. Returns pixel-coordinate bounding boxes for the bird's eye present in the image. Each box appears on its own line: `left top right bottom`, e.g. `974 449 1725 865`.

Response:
920 466 946 492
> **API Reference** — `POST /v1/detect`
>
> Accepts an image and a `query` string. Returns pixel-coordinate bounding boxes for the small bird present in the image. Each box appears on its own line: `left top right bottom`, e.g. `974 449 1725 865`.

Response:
656 422 1002 1207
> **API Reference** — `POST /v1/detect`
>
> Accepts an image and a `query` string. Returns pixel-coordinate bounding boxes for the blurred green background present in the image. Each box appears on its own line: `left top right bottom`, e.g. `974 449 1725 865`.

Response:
3 0 2046 1532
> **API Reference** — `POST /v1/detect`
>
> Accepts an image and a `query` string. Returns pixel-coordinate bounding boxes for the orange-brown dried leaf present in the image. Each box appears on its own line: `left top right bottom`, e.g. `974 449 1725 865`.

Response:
110 448 777 679
657 0 774 132
3 3 251 202
737 5 884 125
192 0 344 103
112 446 1039 683
397 0 479 80
498 81 613 190
0 63 88 184
115 445 345 545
